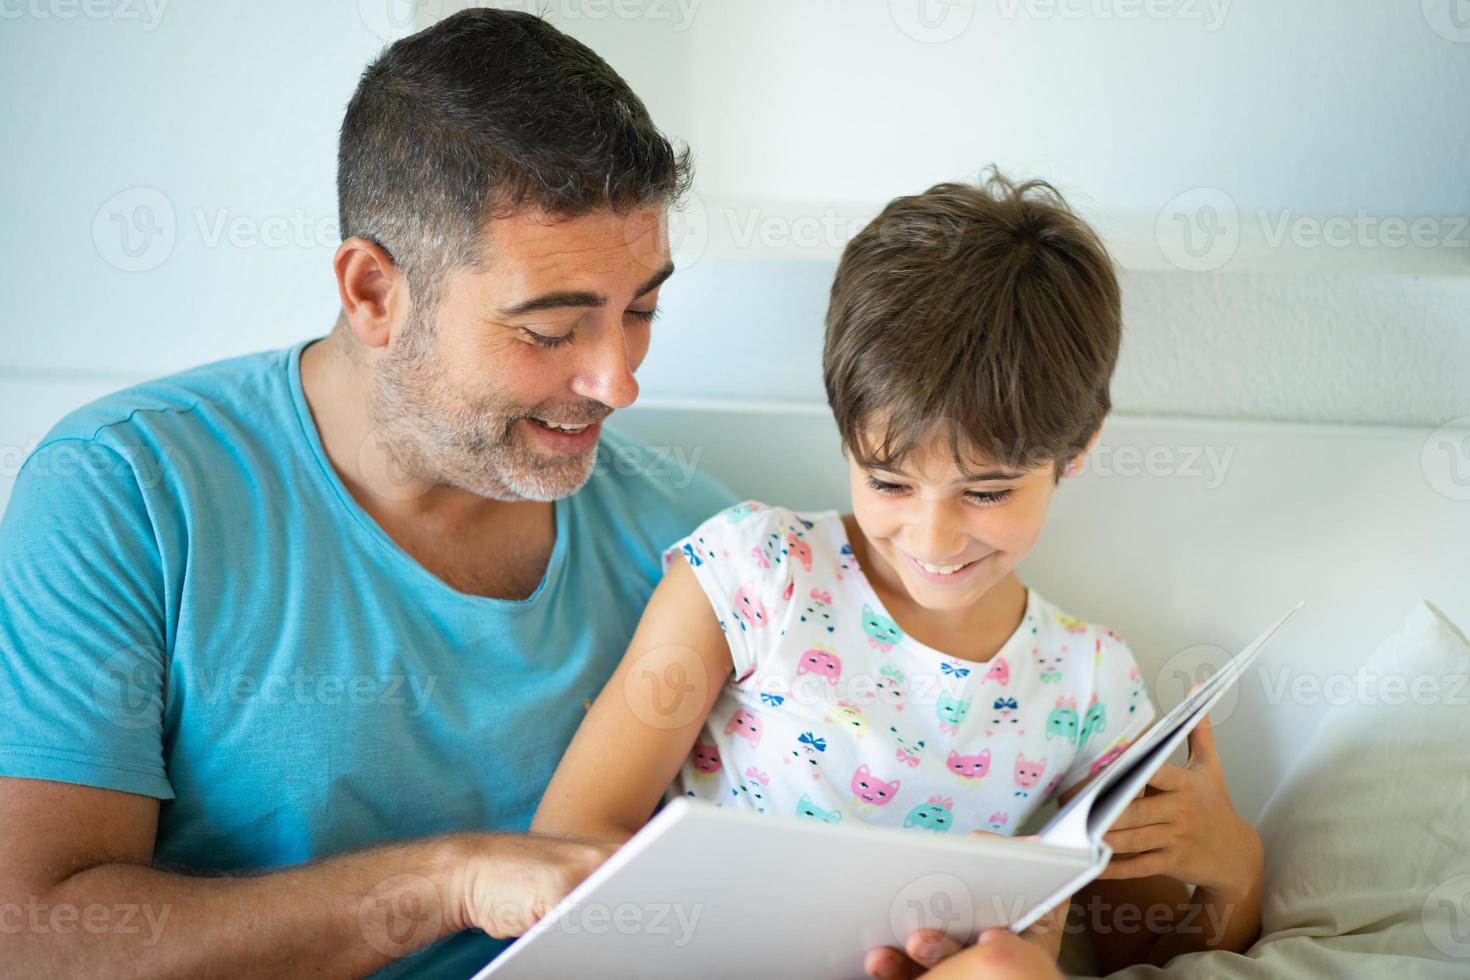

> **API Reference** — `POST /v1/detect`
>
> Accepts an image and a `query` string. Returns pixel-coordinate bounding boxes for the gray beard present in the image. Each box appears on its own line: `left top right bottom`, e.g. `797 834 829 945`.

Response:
366 321 601 503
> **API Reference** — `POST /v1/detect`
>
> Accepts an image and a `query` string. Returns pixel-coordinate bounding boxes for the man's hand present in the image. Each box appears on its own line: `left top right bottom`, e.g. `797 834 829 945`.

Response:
454 833 618 938
864 830 1069 979
921 928 1066 980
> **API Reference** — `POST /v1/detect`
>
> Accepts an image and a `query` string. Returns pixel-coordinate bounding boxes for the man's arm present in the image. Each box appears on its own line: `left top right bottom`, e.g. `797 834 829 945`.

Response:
0 776 612 978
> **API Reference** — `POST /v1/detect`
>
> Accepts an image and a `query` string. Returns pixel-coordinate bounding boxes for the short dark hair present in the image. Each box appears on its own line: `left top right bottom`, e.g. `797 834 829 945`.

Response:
337 8 691 312
822 171 1122 480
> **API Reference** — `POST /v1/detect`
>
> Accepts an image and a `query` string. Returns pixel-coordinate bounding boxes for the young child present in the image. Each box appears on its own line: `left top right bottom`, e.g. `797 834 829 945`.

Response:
533 174 1264 967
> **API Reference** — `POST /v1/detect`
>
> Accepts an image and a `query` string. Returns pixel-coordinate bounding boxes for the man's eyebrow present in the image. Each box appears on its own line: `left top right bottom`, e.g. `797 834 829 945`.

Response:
497 261 676 317
868 463 1023 482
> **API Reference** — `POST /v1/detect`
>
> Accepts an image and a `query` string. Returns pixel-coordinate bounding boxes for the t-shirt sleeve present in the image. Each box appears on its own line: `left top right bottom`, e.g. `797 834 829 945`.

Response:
660 500 789 682
0 439 175 799
1057 630 1157 796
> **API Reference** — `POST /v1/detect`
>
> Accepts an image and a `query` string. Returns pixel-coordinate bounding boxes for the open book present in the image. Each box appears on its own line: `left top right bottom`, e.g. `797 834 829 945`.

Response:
477 602 1303 979
1009 598 1303 929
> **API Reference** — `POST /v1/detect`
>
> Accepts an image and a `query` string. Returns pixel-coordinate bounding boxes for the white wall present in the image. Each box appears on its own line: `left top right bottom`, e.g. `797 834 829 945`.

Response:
2 0 1468 511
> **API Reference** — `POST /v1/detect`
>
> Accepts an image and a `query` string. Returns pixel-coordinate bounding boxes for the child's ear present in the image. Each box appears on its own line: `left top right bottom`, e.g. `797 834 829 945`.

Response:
1062 425 1104 479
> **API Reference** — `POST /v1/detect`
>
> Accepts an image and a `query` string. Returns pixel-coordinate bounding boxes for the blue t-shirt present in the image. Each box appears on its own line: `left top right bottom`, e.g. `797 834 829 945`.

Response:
0 340 736 977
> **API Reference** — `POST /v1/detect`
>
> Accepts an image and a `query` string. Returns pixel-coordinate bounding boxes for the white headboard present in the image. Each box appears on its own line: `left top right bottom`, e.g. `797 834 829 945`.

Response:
612 404 1470 825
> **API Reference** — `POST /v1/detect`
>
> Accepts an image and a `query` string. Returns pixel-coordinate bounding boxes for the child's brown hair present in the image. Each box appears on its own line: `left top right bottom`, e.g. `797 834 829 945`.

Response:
822 170 1121 480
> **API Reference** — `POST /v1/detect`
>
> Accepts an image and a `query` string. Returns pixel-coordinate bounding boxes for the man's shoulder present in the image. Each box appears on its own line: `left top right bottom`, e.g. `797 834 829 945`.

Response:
38 346 297 457
580 424 741 556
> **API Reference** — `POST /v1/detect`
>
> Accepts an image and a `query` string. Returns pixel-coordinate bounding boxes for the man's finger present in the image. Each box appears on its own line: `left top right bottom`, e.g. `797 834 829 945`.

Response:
863 945 925 980
904 928 964 968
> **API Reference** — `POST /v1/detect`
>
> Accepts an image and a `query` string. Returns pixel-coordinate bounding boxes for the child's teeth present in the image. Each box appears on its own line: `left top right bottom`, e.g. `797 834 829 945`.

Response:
917 558 969 575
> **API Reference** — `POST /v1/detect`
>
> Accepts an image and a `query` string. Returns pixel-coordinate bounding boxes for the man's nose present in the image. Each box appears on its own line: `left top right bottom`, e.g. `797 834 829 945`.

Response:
571 324 640 410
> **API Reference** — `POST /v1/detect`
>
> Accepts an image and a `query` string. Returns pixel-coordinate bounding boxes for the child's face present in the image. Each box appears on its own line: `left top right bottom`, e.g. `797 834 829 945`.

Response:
847 426 1092 614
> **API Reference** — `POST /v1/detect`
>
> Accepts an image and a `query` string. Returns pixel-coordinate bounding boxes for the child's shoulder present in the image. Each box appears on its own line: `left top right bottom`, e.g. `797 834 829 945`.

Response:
1027 590 1134 657
663 500 844 574
692 499 841 540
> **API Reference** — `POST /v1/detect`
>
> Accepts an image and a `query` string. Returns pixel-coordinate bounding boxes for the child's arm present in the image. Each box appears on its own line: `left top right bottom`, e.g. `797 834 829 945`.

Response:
532 558 733 844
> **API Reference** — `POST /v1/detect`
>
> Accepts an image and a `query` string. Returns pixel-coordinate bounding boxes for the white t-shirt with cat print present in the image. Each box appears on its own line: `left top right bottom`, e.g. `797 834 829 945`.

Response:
662 500 1157 835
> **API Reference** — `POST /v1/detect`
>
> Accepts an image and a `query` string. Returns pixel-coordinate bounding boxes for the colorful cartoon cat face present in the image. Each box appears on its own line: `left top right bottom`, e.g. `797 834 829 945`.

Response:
988 695 1021 732
796 646 843 684
984 657 1010 685
1127 666 1144 714
1033 648 1065 684
692 740 722 774
861 604 904 650
724 708 762 747
1013 753 1047 789
795 794 842 824
800 589 835 633
889 725 925 757
1077 696 1106 746
1088 737 1129 778
785 532 813 572
889 725 925 767
825 701 868 736
850 763 900 806
725 503 760 523
788 730 826 776
875 664 907 708
1045 697 1079 744
732 584 771 630
947 747 991 780
732 767 770 811
1055 612 1088 634
936 693 972 729
903 796 954 832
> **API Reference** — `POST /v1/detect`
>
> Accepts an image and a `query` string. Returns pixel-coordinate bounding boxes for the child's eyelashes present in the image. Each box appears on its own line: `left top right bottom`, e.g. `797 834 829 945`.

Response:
864 477 906 496
863 475 1013 507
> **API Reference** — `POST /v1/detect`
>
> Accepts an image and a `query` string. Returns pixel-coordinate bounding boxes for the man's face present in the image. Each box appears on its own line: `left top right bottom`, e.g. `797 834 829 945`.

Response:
372 206 671 502
848 425 1072 614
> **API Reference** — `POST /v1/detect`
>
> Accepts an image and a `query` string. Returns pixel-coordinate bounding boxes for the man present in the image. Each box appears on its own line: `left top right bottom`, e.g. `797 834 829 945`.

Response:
0 10 735 976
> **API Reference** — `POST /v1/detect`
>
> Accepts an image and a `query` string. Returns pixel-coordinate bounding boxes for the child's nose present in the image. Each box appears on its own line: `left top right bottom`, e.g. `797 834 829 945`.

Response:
908 509 967 561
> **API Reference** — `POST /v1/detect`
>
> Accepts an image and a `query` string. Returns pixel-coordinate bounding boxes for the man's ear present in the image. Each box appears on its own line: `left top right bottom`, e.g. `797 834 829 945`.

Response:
333 236 409 350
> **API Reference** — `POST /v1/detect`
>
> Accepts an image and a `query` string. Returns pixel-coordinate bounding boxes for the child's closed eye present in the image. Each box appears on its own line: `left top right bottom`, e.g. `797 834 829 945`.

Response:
863 476 1013 507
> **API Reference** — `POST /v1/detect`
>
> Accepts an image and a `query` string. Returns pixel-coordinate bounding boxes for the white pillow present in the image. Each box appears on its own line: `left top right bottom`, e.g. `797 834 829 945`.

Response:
1082 600 1470 978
